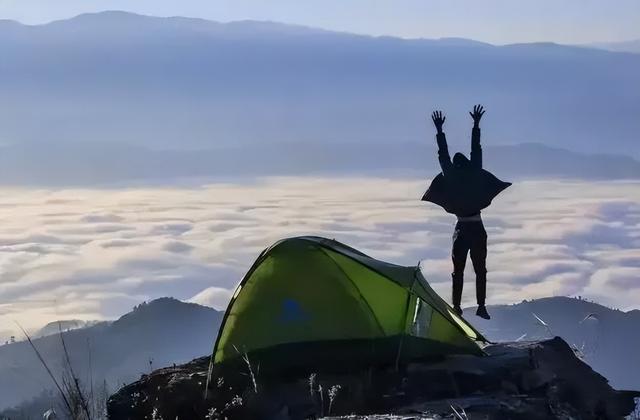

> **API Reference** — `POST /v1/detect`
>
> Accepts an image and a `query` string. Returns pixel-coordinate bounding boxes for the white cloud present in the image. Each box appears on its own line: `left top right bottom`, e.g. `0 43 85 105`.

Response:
188 287 234 311
0 177 638 338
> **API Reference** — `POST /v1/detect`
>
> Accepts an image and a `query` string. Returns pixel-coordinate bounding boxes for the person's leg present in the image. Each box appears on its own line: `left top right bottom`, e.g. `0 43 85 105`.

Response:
452 223 469 314
470 223 489 319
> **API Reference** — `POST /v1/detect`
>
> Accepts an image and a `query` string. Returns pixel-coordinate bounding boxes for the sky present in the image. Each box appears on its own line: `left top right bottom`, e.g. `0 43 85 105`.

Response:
1 0 639 44
0 0 639 341
1 177 639 340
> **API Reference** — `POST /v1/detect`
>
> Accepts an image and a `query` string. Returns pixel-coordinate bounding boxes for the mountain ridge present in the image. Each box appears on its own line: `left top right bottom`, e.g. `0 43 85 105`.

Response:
1 11 638 158
5 11 637 55
0 141 637 186
468 296 640 391
3 11 631 58
0 12 521 47
35 319 103 338
2 295 638 416
0 297 223 411
590 39 640 54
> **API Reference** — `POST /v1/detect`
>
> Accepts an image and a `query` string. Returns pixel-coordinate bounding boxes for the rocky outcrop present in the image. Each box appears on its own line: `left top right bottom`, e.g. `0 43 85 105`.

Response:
107 337 639 419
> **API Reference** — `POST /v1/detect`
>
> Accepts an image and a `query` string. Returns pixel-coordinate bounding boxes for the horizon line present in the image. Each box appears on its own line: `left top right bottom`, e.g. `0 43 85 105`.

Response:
1 9 638 47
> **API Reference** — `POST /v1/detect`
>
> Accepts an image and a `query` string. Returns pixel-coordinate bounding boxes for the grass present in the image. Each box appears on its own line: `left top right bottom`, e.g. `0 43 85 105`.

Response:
18 322 110 420
627 398 640 420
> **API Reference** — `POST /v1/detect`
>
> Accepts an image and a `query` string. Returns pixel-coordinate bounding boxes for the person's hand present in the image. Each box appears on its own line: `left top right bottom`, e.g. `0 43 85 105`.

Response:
469 104 485 128
431 110 445 134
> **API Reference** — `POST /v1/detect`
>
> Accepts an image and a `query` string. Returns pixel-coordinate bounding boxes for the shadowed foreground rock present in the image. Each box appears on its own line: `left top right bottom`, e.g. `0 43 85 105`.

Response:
107 337 639 419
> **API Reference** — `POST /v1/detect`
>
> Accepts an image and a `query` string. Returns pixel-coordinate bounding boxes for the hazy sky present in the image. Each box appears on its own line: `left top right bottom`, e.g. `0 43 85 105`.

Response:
1 0 639 44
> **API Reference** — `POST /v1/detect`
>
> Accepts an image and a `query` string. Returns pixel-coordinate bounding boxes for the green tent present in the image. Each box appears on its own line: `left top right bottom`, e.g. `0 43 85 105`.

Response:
212 236 486 373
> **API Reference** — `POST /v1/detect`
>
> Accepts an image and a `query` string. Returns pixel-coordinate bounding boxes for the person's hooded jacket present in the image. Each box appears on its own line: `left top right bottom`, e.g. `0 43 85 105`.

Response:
422 127 511 216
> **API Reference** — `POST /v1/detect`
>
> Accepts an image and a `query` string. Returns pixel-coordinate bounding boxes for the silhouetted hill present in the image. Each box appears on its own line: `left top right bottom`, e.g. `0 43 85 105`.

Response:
35 319 101 338
468 296 640 391
0 11 638 171
0 297 222 411
4 295 637 415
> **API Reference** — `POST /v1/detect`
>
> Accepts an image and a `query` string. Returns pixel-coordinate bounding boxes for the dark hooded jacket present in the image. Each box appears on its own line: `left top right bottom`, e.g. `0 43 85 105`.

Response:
422 127 511 216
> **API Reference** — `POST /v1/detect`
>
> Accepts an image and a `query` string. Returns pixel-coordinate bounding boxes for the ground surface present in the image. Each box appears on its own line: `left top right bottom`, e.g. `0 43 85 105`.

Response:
108 337 639 419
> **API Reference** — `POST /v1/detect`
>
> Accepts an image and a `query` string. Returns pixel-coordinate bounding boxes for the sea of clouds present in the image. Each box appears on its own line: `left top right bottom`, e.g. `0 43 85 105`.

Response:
0 177 639 338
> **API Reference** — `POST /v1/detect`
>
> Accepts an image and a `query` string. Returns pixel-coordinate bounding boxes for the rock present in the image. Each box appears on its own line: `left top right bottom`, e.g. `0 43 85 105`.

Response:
107 337 639 419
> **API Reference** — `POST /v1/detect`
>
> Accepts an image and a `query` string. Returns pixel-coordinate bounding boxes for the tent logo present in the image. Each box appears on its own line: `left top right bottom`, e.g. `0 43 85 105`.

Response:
279 298 310 324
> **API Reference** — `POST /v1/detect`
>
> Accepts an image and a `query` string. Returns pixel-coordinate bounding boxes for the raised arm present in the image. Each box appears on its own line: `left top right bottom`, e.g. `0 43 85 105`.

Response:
469 104 485 169
431 110 452 175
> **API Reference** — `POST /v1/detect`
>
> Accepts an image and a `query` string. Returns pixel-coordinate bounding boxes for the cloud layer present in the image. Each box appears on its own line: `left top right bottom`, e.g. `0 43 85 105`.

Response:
0 178 638 338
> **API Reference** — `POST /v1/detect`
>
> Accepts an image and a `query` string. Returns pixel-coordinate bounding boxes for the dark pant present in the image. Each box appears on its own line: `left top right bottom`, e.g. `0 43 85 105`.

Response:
451 221 487 307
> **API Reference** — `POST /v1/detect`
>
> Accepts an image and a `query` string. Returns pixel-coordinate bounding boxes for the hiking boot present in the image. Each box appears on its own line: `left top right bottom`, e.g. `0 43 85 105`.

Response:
453 305 463 316
476 305 490 320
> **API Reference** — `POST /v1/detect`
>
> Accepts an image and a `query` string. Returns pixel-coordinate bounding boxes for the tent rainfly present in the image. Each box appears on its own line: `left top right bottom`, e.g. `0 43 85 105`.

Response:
211 236 487 373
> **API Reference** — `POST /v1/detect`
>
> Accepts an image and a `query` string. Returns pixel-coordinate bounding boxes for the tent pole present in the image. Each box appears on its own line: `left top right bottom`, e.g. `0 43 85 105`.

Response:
394 270 417 371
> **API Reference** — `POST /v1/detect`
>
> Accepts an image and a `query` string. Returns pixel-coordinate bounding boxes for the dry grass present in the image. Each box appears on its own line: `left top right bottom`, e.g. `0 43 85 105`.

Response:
18 322 110 420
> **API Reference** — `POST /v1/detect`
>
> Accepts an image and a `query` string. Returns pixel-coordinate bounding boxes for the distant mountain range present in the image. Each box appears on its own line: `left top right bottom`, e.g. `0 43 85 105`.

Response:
0 141 638 186
1 295 637 414
35 319 101 338
468 296 640 392
0 298 222 411
0 11 639 171
590 39 640 54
